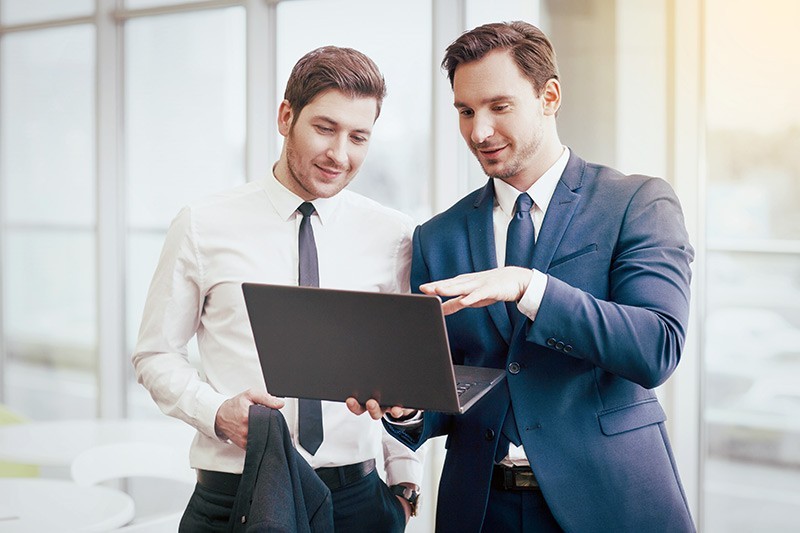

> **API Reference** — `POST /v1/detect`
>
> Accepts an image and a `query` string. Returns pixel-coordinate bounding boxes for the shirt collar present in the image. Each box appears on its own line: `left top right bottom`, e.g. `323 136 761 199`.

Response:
493 146 570 217
261 169 341 225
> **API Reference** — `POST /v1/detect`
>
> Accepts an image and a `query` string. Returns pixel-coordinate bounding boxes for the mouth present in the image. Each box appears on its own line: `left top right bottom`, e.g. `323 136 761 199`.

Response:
476 145 508 159
315 165 347 180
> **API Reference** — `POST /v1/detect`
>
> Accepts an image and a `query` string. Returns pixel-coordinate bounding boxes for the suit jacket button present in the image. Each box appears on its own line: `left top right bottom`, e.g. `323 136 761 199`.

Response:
555 341 565 350
508 362 520 374
564 344 573 353
485 429 495 441
546 337 556 347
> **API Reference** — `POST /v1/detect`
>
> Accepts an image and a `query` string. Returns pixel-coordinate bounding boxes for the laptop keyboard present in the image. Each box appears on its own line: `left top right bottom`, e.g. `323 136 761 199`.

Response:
456 381 477 397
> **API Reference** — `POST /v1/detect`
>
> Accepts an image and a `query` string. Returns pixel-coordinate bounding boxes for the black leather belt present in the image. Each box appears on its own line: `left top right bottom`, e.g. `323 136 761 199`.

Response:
197 469 242 496
315 459 375 491
492 465 540 491
197 458 376 497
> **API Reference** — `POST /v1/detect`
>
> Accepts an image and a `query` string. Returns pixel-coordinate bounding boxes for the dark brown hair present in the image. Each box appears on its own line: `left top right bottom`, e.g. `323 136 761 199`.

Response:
284 46 387 123
442 21 559 95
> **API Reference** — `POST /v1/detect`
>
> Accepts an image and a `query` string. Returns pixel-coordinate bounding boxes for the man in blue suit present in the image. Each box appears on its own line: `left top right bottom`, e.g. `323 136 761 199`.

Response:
349 21 696 532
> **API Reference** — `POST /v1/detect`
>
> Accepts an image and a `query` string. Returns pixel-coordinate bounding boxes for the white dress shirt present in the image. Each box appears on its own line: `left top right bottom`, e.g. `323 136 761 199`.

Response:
132 173 423 486
492 146 570 466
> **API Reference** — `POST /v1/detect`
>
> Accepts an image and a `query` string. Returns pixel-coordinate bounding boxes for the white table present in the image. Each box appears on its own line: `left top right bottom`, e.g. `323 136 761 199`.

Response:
0 419 195 467
0 478 135 532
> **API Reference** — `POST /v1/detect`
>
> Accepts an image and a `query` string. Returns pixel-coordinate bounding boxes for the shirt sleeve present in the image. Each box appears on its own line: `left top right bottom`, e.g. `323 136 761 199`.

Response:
382 425 426 487
131 207 228 440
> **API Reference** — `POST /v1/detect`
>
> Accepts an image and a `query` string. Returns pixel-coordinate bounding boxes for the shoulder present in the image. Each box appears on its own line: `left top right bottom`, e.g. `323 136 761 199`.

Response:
576 158 677 204
420 186 486 230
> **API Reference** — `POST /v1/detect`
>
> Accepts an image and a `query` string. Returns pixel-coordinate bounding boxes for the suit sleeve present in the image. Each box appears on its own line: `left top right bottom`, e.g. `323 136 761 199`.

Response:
526 178 694 389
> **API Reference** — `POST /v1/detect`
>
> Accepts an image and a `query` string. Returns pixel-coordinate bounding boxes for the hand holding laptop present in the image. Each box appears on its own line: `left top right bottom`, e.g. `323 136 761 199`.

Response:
345 397 416 421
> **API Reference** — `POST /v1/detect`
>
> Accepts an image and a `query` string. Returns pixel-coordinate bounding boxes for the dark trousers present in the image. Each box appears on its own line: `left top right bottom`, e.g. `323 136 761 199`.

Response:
179 469 404 533
481 487 563 533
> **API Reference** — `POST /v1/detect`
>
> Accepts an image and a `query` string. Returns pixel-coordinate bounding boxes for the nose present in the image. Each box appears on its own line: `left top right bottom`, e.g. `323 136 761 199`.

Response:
470 113 494 145
326 136 348 167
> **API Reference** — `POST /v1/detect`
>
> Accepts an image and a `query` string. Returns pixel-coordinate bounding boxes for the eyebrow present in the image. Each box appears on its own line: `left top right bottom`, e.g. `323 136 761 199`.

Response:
312 115 372 135
453 95 515 109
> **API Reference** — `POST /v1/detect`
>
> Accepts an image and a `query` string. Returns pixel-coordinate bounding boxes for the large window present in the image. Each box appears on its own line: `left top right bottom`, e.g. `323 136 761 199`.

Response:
3 1 799 530
1 24 97 419
702 0 800 530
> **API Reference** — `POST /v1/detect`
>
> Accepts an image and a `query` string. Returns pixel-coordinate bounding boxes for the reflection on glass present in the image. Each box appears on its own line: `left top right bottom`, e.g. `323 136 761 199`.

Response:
704 2 800 530
0 0 92 25
125 7 246 230
0 25 95 226
276 0 432 221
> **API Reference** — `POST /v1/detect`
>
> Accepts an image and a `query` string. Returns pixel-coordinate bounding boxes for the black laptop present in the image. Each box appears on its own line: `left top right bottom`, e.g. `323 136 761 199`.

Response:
242 283 505 414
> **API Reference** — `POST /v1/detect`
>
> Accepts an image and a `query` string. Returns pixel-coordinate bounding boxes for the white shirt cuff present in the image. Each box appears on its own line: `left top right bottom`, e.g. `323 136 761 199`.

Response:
517 270 547 322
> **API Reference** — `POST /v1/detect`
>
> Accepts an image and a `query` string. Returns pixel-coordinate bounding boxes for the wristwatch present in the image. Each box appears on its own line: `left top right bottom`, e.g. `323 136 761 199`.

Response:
389 484 421 517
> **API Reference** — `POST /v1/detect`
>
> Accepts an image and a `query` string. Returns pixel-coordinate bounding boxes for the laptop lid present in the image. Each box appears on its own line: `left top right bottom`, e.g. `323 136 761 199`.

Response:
241 283 504 414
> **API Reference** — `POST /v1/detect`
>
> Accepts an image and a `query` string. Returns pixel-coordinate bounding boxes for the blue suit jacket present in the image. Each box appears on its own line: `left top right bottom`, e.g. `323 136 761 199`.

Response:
386 153 696 532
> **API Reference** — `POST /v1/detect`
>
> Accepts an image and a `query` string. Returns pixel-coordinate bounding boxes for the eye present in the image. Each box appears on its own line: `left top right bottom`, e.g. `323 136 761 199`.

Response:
492 104 510 112
459 108 474 118
315 125 334 134
350 135 368 145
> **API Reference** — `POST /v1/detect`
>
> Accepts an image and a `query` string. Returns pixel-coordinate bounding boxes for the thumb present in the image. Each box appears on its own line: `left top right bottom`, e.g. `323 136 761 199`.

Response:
247 389 286 409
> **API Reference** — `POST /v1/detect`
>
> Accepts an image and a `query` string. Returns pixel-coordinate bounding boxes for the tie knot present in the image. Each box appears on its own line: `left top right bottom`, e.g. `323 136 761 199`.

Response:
298 202 316 218
514 193 533 215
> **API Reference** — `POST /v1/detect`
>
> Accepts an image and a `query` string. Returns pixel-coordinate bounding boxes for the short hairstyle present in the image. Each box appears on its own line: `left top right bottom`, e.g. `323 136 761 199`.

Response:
283 46 387 123
441 21 559 95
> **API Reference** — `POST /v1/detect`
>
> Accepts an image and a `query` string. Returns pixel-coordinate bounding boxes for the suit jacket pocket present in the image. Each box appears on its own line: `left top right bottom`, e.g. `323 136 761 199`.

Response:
549 243 598 269
597 399 666 436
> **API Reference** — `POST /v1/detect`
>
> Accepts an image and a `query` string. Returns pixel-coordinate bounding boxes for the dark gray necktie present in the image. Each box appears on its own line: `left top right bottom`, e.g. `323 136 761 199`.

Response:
496 192 534 460
296 202 323 455
504 192 535 326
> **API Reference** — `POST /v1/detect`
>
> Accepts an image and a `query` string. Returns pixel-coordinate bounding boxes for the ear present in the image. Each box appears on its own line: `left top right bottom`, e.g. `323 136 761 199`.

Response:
541 78 561 116
277 99 294 137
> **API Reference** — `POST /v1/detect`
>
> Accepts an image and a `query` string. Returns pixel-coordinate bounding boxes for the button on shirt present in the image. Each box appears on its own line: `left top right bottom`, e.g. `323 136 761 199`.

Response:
492 146 570 466
132 174 423 486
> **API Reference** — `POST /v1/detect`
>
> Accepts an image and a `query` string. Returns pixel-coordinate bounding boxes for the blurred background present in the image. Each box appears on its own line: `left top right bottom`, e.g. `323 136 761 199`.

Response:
0 0 798 531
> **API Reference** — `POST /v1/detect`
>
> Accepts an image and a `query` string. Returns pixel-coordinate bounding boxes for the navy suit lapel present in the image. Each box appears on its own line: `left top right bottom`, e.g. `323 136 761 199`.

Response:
467 180 512 342
533 153 584 272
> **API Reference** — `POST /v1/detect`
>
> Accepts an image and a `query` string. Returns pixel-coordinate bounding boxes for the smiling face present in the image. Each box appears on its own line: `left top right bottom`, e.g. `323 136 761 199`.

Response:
275 89 378 201
453 49 561 191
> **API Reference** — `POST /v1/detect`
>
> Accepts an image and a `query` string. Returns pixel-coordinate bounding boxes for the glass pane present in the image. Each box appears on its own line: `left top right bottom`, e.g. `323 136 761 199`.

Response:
276 0 432 221
705 0 800 243
2 230 97 419
704 252 800 531
124 0 207 10
0 26 95 226
704 1 800 528
1 0 92 25
125 7 246 230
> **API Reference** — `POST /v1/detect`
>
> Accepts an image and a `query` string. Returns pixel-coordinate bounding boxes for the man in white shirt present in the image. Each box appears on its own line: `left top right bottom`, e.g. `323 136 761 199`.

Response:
133 46 422 532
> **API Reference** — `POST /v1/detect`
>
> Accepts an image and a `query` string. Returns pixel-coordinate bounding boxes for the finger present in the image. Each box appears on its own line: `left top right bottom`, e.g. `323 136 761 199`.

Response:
345 397 367 415
365 399 385 420
440 296 467 315
388 406 410 419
